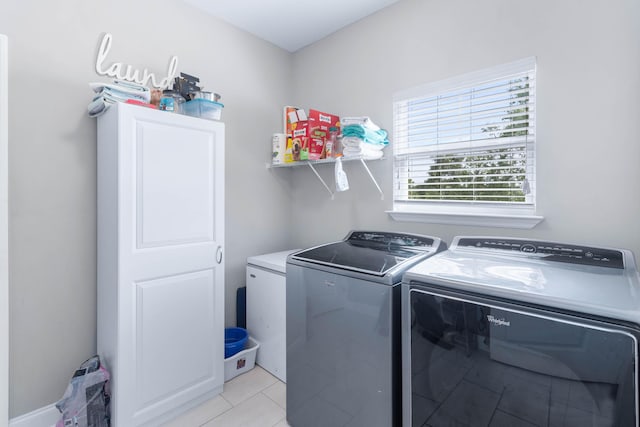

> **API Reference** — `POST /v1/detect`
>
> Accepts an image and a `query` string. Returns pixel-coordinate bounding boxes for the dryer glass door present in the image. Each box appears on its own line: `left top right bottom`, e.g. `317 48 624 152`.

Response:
408 288 638 427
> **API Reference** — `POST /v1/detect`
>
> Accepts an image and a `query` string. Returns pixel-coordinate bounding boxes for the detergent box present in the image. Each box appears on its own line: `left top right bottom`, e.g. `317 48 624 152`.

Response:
284 106 308 162
283 107 340 161
307 109 340 160
291 121 309 161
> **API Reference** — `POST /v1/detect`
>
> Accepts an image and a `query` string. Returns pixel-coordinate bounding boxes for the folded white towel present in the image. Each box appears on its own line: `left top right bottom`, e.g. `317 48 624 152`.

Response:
87 89 149 118
341 136 362 148
89 81 151 102
342 147 384 160
112 79 149 91
342 136 386 152
343 146 362 158
361 150 383 160
361 141 385 151
95 87 148 103
340 116 381 131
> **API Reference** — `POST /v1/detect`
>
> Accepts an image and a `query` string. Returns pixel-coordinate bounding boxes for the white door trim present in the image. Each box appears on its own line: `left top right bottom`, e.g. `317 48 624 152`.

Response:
0 33 9 425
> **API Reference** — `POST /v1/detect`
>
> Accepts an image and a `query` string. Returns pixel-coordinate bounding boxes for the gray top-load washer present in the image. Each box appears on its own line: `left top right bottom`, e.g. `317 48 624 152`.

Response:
286 231 445 427
402 236 640 427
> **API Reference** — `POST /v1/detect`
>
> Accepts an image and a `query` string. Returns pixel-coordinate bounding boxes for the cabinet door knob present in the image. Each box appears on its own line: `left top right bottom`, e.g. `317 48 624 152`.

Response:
250 273 256 278
216 246 223 264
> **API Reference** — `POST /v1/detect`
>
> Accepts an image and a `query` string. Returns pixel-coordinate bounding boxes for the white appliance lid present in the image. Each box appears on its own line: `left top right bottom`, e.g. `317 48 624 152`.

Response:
247 249 300 273
403 236 640 324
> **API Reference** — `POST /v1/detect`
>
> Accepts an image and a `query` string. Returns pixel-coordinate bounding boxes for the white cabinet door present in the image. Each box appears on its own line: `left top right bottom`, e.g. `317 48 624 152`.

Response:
98 103 225 426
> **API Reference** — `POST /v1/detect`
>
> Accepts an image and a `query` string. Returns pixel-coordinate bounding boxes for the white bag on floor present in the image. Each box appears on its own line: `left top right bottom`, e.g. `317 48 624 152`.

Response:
55 355 111 427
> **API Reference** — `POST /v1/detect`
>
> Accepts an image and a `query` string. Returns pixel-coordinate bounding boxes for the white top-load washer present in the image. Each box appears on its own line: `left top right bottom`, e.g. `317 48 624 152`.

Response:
401 236 640 427
246 249 298 383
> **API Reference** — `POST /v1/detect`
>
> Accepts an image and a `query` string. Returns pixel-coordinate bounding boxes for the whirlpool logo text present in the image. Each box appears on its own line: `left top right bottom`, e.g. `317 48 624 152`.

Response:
487 314 511 327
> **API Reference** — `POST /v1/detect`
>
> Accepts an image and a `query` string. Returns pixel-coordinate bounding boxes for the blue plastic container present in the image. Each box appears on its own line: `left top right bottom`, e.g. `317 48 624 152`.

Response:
225 327 249 359
182 99 224 120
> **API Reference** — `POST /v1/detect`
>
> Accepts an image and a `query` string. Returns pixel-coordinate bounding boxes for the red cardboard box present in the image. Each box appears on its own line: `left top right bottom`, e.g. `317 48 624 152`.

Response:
284 106 308 162
283 107 340 161
291 121 309 161
307 109 340 160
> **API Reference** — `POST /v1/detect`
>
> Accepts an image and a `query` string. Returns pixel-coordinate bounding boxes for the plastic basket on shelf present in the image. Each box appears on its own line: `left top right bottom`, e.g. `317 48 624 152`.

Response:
182 99 224 120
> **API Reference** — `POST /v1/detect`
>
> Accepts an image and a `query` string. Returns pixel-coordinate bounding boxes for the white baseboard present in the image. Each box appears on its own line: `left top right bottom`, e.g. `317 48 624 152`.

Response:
9 404 58 427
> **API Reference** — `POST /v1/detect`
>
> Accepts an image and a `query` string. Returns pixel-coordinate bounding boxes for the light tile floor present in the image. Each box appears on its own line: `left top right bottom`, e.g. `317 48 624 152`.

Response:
162 366 290 427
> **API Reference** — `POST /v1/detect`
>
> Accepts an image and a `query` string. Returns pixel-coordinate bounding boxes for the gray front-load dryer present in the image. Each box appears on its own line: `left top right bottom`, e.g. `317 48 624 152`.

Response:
286 231 445 427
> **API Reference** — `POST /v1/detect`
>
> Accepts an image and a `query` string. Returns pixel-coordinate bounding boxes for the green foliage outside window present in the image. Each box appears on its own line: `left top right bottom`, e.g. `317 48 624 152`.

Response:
408 79 530 203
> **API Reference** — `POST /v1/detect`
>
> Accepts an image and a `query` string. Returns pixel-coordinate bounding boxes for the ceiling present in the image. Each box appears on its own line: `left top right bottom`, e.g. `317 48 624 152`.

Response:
182 0 401 52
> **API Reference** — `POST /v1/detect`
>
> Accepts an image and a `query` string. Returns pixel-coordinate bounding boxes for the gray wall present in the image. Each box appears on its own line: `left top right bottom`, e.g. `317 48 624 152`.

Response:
1 0 292 417
289 0 640 257
4 0 640 419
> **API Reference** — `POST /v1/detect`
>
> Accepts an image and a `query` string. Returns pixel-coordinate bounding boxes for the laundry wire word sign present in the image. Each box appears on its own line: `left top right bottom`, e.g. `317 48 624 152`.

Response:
95 32 178 89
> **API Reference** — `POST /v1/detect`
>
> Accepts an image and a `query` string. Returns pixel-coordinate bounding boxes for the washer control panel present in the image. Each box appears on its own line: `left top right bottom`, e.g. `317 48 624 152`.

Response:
348 231 435 248
456 237 624 269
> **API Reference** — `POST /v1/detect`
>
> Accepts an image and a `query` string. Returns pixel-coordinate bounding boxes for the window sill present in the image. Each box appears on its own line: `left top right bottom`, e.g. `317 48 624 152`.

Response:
386 210 544 229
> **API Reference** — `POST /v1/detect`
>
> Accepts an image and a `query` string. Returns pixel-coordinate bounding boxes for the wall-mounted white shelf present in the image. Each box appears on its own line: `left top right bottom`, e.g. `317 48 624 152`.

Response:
268 156 384 200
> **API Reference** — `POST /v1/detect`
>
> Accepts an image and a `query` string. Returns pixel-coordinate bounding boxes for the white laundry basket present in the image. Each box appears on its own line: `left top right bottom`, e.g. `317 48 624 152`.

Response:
224 337 260 382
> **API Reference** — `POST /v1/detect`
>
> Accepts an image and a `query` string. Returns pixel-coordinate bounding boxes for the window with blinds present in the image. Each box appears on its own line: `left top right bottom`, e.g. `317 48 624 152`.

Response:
393 58 536 211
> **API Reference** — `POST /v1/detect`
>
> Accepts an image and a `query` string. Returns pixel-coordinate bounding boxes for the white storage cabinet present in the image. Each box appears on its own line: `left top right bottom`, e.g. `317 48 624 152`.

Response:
97 103 225 426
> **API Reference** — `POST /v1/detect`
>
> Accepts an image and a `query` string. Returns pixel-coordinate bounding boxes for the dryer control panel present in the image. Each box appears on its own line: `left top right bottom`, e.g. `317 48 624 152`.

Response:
455 237 625 269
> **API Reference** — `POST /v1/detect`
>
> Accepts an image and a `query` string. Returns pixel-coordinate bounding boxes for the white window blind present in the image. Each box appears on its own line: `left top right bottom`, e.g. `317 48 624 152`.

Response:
393 58 536 208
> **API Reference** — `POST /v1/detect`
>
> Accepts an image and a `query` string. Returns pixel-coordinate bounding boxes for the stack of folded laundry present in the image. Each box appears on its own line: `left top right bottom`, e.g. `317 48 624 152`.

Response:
340 116 389 160
87 80 151 117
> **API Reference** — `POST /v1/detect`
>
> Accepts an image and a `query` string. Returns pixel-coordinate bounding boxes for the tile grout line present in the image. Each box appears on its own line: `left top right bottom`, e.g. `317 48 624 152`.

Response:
224 378 278 407
261 390 285 411
263 390 287 427
270 416 287 427
205 389 286 427
198 392 234 426
206 371 281 424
